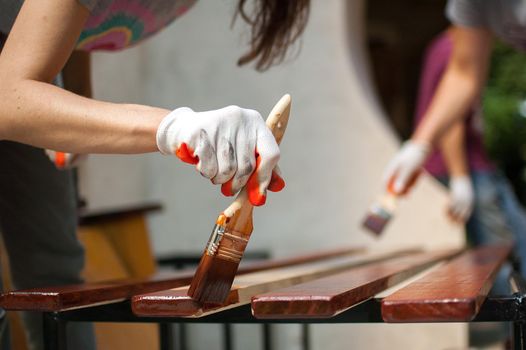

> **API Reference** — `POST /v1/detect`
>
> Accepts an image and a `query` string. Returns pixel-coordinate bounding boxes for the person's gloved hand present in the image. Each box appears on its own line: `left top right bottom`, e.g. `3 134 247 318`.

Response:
383 140 431 194
156 105 284 206
447 175 474 223
45 150 87 169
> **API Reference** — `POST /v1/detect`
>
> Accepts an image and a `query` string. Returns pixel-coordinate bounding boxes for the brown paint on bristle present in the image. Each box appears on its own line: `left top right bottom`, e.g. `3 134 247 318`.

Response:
189 258 239 304
362 193 396 236
362 211 391 235
188 213 249 304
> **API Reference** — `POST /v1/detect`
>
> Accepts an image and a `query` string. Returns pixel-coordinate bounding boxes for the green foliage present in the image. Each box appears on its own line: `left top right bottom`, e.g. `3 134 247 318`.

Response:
483 40 526 200
483 41 526 162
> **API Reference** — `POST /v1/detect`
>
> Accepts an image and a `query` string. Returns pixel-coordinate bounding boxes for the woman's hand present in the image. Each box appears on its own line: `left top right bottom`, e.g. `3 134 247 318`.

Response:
383 141 430 194
447 175 474 223
156 105 284 206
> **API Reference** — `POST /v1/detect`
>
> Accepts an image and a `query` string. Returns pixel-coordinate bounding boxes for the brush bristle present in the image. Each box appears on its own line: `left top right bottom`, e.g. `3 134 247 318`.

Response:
362 205 392 235
188 256 239 304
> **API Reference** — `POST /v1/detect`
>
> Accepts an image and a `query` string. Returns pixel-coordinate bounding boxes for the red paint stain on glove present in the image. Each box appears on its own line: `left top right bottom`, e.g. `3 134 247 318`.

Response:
175 143 198 164
221 179 234 197
55 152 66 169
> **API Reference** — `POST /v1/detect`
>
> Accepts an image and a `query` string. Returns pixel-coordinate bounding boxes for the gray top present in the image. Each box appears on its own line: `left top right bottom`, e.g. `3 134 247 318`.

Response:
447 0 526 51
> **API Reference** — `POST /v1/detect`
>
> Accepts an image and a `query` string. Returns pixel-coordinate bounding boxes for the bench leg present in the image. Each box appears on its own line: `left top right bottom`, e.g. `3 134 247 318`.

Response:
43 312 67 350
513 322 526 350
160 323 175 350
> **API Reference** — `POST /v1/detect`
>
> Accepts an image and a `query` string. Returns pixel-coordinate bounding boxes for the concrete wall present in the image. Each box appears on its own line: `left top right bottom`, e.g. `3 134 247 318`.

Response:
80 0 466 348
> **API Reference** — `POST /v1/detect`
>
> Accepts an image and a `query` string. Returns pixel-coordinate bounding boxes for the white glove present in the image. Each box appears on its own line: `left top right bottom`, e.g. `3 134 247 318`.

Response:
383 140 431 194
156 105 283 206
448 175 474 223
45 150 87 169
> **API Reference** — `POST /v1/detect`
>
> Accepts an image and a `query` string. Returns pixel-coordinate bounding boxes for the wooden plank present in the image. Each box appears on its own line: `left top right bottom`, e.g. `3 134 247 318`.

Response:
0 247 360 312
251 249 460 319
132 249 422 318
381 244 511 322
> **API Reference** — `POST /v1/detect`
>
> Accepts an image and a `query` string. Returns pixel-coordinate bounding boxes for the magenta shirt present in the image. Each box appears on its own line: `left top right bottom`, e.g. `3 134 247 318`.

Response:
414 32 495 177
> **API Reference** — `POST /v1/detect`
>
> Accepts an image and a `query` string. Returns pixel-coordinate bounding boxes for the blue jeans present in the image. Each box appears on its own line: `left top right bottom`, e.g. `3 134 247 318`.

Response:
439 170 526 344
439 170 525 294
467 170 526 292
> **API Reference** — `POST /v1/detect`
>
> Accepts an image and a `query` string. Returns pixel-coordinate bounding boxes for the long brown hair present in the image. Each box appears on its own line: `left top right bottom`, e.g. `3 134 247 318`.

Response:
235 0 310 71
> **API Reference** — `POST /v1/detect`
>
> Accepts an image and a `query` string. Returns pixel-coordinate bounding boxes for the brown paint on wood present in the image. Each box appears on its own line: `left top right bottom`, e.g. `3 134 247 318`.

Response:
132 249 422 317
381 244 512 322
0 248 359 312
251 249 459 319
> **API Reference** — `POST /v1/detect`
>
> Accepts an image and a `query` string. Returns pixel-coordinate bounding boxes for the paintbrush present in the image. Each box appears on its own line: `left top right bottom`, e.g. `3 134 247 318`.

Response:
187 94 292 304
362 172 421 236
362 192 398 235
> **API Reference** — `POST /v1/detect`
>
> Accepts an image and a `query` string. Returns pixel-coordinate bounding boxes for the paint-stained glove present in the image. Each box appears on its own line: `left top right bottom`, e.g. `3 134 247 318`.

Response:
447 175 474 223
45 150 87 169
383 140 431 194
156 105 284 206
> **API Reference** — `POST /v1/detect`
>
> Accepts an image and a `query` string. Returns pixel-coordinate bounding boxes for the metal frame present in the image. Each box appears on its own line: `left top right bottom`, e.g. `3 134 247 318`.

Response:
40 260 526 350
41 293 526 350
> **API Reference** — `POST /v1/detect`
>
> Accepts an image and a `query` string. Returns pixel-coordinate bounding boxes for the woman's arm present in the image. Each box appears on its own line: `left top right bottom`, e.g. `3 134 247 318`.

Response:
439 121 474 223
440 120 468 177
0 0 168 154
383 25 493 193
413 25 493 145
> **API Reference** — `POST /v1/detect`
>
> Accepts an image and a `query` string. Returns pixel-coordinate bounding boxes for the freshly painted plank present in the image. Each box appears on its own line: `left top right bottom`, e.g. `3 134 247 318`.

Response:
251 250 460 319
0 247 359 312
132 249 421 318
381 244 511 322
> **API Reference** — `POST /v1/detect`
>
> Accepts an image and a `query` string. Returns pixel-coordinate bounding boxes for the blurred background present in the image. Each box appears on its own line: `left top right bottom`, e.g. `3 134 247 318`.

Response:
72 0 526 348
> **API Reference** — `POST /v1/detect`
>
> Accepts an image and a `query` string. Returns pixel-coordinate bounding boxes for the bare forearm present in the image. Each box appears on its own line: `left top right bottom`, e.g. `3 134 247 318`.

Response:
0 79 168 154
439 121 469 177
413 26 492 146
413 70 479 145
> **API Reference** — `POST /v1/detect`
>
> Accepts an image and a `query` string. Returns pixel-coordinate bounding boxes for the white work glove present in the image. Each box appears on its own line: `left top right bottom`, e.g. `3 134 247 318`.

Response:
383 140 431 194
156 105 284 206
45 150 87 169
447 175 474 223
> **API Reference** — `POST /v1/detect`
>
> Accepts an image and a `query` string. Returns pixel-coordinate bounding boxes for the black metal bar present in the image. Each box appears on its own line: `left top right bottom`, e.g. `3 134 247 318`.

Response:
473 296 522 322
54 298 384 324
223 324 233 350
262 324 271 350
159 323 174 350
43 312 67 350
177 323 188 350
301 324 310 350
513 322 526 350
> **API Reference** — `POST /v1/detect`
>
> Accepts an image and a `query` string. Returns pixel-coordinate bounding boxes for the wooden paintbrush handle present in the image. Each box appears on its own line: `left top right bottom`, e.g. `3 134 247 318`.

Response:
207 95 291 262
224 94 291 219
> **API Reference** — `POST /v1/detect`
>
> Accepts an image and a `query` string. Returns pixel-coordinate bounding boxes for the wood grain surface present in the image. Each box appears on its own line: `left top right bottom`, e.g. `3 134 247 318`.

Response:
381 244 511 322
0 247 359 311
132 249 421 317
251 249 460 319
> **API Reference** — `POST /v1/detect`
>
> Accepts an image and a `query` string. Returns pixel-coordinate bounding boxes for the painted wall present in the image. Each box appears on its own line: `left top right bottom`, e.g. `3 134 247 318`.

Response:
80 1 466 349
